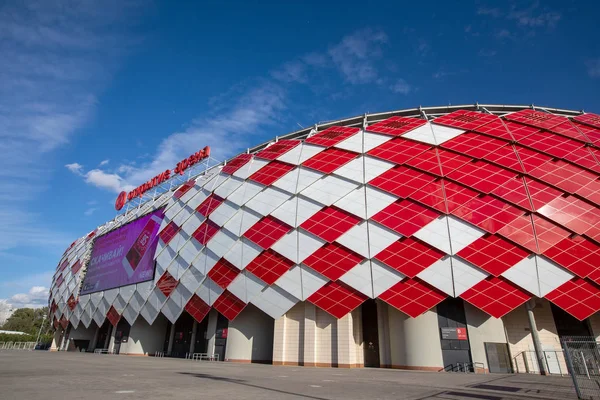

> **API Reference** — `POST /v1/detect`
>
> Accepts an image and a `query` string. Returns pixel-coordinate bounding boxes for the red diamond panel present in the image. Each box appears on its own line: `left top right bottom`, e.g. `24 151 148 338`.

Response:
222 153 252 175
303 243 364 281
55 274 64 288
497 215 536 253
525 178 563 211
159 221 180 245
255 140 301 160
307 281 367 319
474 119 540 142
174 180 196 199
504 109 565 130
564 146 600 174
196 194 224 217
453 195 524 234
192 220 220 245
185 294 211 323
484 145 551 173
405 148 471 177
552 120 595 143
369 166 436 198
245 249 294 285
412 180 480 214
106 306 121 327
243 215 292 249
575 179 600 209
59 316 68 330
545 278 600 321
533 215 570 253
71 260 82 274
442 132 505 159
372 199 439 236
67 295 77 311
302 148 358 174
379 278 447 318
573 122 600 147
457 234 529 276
300 206 361 243
433 110 499 131
156 272 178 297
367 137 431 165
248 160 295 186
529 160 597 195
374 237 445 277
538 196 600 237
460 276 531 318
544 236 600 280
213 290 246 321
59 259 68 272
305 126 360 147
448 160 516 194
574 113 600 130
520 132 583 159
366 116 426 136
207 258 241 289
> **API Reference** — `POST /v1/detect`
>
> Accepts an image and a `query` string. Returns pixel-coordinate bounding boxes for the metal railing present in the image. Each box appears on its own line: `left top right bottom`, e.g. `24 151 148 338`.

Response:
0 342 36 350
443 362 486 373
511 350 567 376
154 351 164 358
562 336 600 400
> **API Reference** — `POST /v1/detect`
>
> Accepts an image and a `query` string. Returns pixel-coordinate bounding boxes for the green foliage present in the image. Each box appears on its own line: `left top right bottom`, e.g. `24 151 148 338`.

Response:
1 307 51 336
0 332 52 344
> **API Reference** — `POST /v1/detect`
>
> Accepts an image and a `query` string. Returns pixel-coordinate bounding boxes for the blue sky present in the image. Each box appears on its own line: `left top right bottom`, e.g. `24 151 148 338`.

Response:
1 0 599 308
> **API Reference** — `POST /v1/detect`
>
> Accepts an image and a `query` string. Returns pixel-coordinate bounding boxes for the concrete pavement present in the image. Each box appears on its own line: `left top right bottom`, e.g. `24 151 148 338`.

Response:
0 351 578 400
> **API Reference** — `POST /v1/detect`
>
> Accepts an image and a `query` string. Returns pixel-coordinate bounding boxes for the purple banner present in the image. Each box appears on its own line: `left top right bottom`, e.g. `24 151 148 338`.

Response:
81 208 165 295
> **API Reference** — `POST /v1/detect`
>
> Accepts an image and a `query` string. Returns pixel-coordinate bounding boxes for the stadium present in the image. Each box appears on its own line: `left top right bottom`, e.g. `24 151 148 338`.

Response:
49 104 600 374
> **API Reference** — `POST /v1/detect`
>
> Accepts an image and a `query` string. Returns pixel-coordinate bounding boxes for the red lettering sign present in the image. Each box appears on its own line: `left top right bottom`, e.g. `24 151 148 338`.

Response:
456 327 467 340
115 146 210 210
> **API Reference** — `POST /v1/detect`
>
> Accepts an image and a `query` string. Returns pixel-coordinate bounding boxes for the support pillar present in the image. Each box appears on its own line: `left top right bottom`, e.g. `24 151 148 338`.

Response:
189 320 198 355
89 326 100 350
272 314 286 365
526 299 547 375
103 325 112 349
377 300 391 368
166 322 176 356
303 303 317 367
206 310 218 355
59 329 68 351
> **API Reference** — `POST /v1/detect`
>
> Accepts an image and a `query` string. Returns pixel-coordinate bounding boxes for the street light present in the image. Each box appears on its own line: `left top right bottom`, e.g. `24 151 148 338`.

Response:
35 314 47 348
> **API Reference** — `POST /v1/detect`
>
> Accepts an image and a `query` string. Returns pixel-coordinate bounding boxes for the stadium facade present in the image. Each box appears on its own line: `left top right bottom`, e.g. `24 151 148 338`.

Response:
49 105 600 374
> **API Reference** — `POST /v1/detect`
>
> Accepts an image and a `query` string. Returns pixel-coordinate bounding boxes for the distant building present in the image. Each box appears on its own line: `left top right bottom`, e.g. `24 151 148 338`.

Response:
0 302 14 326
0 330 26 335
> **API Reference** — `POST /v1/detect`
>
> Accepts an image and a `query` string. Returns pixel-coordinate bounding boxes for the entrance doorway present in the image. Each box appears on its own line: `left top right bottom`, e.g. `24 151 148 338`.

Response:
113 319 131 355
96 321 112 350
213 313 229 361
361 299 380 367
172 312 195 358
437 298 472 370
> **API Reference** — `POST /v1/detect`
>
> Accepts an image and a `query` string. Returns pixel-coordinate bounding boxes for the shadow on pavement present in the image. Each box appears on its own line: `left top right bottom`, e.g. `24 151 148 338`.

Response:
178 372 330 400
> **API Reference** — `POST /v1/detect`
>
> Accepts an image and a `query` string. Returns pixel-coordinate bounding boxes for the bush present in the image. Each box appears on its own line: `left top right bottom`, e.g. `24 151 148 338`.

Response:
0 332 53 344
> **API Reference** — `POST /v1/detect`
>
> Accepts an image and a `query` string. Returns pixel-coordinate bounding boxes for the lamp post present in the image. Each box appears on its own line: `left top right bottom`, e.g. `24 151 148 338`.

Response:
35 314 47 347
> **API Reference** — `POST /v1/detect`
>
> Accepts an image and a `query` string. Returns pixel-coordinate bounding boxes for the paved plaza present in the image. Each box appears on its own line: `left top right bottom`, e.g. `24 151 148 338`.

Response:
0 351 578 400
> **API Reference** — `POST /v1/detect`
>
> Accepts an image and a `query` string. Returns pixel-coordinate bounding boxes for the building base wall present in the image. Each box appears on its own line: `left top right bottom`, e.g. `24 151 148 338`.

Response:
120 314 168 356
225 304 274 363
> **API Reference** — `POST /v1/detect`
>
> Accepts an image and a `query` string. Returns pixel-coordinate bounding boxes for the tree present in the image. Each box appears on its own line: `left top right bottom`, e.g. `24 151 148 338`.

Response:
1 307 50 335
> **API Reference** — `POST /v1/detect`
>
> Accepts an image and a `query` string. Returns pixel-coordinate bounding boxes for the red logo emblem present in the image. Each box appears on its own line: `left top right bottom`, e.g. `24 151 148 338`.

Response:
115 191 127 211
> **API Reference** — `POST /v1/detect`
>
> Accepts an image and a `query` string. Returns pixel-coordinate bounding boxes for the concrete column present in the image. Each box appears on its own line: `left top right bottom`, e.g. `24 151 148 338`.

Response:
103 325 112 349
50 330 61 351
206 309 218 356
377 300 391 368
107 325 117 353
272 314 286 365
189 320 198 355
303 303 317 367
89 326 100 350
526 299 548 375
59 328 69 351
337 308 362 368
166 322 176 356
388 307 444 370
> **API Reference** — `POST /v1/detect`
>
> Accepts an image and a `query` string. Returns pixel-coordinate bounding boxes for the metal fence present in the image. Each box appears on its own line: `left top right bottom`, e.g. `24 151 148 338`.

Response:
562 336 600 399
0 342 37 350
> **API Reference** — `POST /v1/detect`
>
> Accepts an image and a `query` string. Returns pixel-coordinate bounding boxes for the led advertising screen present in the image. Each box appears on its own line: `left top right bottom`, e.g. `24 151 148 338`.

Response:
80 208 165 295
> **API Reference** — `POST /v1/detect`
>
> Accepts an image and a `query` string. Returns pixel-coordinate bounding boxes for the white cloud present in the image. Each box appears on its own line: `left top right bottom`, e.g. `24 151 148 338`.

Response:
586 59 600 78
508 7 561 28
84 207 97 216
1 286 49 309
328 28 388 84
390 79 412 94
271 61 307 83
65 162 84 175
99 159 110 166
477 7 502 17
0 2 142 261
